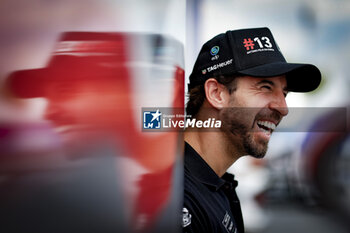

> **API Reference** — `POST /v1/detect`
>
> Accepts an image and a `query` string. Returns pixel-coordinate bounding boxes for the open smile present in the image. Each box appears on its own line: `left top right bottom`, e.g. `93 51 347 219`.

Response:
256 120 277 135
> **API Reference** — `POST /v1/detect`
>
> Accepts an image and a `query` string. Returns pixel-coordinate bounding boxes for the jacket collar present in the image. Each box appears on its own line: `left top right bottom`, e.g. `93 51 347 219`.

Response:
184 142 237 191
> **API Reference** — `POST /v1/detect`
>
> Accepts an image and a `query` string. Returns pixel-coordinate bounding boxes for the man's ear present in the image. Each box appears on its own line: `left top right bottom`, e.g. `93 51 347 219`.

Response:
204 78 230 110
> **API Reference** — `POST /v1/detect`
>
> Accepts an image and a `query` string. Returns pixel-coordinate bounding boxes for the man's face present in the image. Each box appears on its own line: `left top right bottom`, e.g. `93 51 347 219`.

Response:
43 79 130 146
220 75 288 158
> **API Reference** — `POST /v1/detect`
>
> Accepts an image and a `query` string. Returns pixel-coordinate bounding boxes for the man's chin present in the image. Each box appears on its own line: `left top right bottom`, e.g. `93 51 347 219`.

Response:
243 132 269 159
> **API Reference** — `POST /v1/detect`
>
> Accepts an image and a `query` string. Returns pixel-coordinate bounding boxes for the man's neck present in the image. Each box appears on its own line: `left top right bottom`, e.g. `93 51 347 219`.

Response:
184 129 241 177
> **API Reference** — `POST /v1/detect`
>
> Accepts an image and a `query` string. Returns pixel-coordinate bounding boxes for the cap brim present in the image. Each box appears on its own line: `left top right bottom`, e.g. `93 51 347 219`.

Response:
238 62 321 92
6 55 123 98
6 68 49 98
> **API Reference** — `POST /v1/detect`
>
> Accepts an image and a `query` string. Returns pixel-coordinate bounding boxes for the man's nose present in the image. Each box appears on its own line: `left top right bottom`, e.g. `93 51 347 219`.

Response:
268 92 289 117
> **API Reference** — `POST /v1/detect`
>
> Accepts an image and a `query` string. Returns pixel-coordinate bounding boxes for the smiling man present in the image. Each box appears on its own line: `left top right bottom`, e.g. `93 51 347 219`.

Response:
183 28 321 233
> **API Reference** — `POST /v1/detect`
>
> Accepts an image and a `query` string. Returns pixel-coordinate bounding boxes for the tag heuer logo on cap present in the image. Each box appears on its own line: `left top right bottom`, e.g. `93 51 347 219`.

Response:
202 69 207 75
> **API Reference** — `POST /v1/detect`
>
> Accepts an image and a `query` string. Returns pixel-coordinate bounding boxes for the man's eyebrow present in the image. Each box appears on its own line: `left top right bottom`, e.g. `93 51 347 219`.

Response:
256 79 289 92
256 79 274 86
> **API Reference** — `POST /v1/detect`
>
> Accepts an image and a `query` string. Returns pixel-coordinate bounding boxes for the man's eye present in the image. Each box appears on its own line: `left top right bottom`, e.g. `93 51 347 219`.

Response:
261 85 272 90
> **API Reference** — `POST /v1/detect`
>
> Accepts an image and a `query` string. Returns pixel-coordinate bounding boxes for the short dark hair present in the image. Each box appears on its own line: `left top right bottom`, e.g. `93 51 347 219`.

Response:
186 74 240 118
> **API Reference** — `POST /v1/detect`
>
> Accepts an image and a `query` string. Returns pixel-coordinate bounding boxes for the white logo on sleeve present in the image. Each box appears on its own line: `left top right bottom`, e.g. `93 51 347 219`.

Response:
182 207 192 227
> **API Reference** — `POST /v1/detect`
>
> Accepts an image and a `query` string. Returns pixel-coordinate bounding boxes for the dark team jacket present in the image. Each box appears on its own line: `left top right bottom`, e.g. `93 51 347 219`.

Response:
183 142 244 233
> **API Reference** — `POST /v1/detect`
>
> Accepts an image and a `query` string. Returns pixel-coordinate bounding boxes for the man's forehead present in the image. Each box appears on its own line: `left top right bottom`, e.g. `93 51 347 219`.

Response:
43 79 114 97
46 78 116 88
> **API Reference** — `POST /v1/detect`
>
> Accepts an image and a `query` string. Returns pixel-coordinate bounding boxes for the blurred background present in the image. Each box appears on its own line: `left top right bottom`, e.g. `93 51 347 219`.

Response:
0 0 349 233
0 1 185 233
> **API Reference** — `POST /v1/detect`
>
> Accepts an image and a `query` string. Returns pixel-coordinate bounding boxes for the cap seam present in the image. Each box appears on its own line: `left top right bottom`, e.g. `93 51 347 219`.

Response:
226 30 240 72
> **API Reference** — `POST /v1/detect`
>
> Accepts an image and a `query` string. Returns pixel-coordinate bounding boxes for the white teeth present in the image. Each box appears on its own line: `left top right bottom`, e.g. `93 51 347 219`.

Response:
261 128 270 134
257 120 276 131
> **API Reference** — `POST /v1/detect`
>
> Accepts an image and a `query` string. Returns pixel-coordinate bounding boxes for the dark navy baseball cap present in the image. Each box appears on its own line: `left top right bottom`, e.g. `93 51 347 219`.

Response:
188 27 321 92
